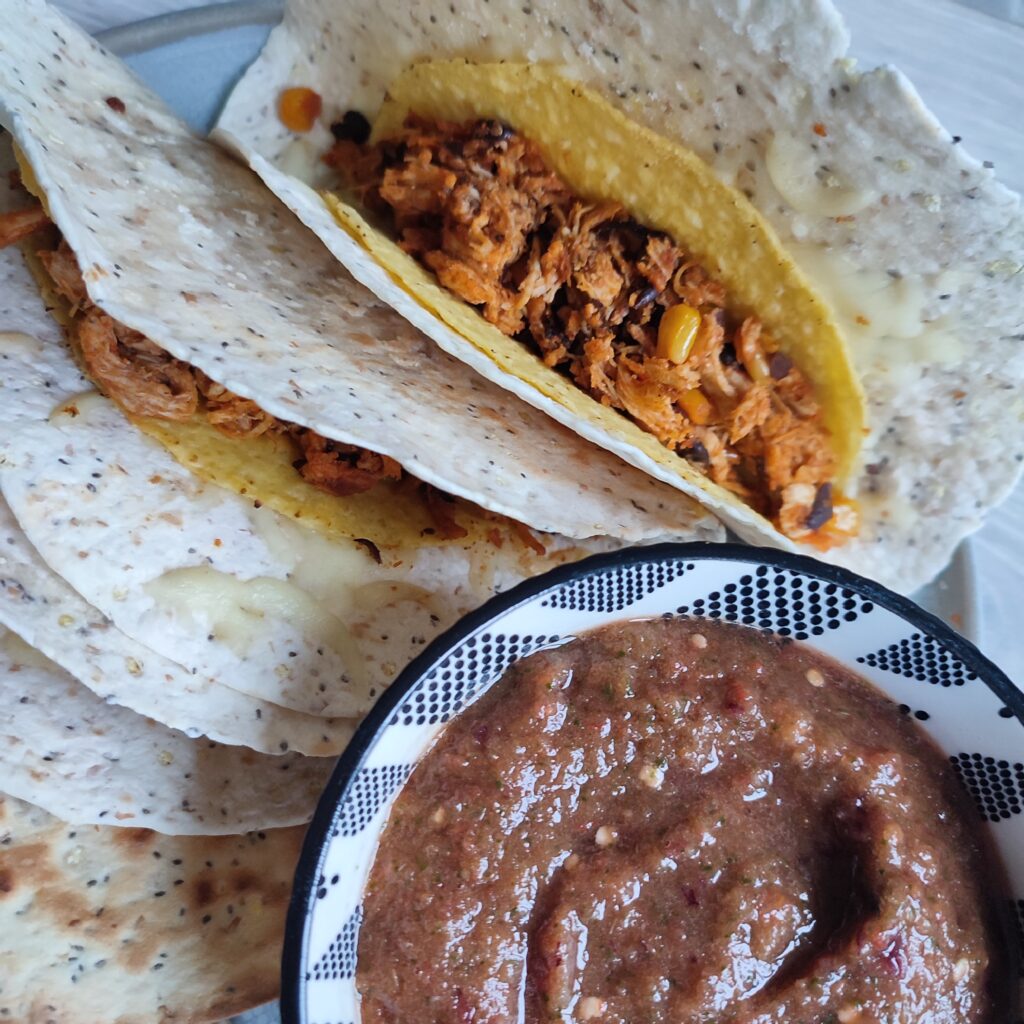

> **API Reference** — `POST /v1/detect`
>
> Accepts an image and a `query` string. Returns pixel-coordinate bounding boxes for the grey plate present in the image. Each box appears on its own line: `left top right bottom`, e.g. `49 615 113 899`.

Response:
101 0 280 134
89 4 985 1020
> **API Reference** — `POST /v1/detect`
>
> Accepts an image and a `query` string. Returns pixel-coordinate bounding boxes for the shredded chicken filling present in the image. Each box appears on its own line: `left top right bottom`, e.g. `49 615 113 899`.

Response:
328 116 856 542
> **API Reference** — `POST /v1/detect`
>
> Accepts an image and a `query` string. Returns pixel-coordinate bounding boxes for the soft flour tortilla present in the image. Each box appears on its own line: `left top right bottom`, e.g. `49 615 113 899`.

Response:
216 0 1024 593
0 0 721 550
0 224 624 735
4 393 377 719
0 498 356 757
0 245 357 757
0 792 303 1023
0 627 335 834
2 392 613 717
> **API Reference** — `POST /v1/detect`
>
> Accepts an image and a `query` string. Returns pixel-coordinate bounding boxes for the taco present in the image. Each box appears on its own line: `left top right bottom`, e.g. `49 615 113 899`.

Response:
0 243 377 756
214 0 1024 592
0 1 724 732
318 63 866 549
0 1 718 550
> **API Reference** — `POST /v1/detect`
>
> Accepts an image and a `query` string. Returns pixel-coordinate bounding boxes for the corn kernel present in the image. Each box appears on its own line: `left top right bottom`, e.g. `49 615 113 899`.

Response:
656 303 701 363
679 388 713 425
278 87 322 133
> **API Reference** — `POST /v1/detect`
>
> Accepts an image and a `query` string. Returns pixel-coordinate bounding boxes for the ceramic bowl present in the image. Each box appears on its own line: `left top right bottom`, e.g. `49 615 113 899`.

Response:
281 543 1024 1023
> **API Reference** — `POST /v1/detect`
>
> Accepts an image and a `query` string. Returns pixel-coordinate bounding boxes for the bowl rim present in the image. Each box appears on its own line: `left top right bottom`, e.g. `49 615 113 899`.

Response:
280 540 1024 1024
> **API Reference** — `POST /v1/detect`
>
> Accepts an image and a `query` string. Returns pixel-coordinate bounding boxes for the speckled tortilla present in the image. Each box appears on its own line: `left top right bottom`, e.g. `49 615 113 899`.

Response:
0 390 616 720
3 395 372 719
0 0 721 549
0 628 335 834
0 792 303 1023
0 497 358 757
216 0 1024 592
0 242 616 734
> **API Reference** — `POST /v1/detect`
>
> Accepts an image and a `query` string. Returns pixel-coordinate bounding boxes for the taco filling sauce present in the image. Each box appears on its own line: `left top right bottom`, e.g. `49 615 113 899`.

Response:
329 117 857 546
357 619 1009 1023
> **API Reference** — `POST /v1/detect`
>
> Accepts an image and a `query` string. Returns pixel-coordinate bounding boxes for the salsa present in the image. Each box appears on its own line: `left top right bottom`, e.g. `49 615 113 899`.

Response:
357 618 1011 1023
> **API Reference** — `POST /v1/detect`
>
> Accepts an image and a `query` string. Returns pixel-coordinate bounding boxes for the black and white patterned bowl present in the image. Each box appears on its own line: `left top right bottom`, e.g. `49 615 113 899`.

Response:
281 543 1024 1023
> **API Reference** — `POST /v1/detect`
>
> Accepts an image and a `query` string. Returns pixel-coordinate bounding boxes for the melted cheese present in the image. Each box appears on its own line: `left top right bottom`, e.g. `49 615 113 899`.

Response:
252 505 448 618
790 244 964 369
0 332 43 354
48 390 110 424
766 132 876 218
251 506 377 611
143 565 363 668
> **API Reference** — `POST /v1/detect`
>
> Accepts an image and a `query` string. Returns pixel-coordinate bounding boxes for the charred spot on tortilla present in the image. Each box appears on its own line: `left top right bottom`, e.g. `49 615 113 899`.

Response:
353 537 383 563
317 61 866 547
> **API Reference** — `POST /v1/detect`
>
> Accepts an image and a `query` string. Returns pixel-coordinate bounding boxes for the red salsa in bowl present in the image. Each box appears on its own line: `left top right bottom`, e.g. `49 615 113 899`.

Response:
356 618 1011 1023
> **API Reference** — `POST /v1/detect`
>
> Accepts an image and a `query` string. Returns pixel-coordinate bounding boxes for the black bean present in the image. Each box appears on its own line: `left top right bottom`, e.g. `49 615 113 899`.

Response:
634 286 659 309
474 119 514 142
330 110 371 144
354 537 382 564
768 352 793 379
805 482 834 531
683 440 710 467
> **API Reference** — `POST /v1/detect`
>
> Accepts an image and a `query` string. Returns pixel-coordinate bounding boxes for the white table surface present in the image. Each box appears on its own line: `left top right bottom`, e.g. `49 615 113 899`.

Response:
46 0 1024 692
